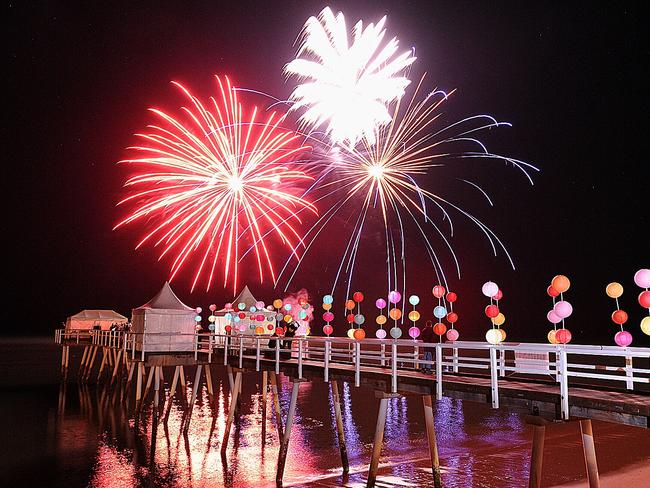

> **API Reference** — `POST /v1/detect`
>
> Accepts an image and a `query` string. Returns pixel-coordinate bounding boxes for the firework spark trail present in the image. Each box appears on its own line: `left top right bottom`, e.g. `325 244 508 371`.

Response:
275 76 539 294
285 6 416 146
115 75 317 292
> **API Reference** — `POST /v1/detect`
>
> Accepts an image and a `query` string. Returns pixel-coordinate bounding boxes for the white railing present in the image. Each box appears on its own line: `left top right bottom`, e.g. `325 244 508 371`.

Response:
53 329 650 420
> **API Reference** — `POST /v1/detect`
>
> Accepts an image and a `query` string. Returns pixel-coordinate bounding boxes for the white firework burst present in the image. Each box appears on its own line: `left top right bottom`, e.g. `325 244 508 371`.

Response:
285 7 416 146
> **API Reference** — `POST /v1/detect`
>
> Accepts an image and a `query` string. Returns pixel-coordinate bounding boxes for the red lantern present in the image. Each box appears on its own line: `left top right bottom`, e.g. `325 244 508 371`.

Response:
275 327 285 337
639 290 650 308
323 324 333 335
493 289 503 301
224 325 232 333
238 312 246 319
446 292 457 303
346 313 355 323
611 309 628 325
447 312 459 324
267 324 274 330
433 322 447 336
353 291 364 302
485 304 499 318
547 285 560 298
432 285 446 298
555 328 572 344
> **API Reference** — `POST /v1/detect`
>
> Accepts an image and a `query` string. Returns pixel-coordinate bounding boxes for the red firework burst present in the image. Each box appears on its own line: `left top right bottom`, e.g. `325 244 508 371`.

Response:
115 75 316 292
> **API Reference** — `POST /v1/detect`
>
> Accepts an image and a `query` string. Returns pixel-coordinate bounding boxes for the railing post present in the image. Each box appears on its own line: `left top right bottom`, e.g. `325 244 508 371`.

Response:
324 340 330 382
256 337 260 372
224 334 229 365
239 336 243 369
453 346 459 373
298 340 303 379
354 341 360 387
489 347 499 409
194 333 198 360
558 348 569 420
499 349 506 377
141 333 145 361
391 343 397 393
435 344 443 400
275 339 280 374
380 343 386 367
625 354 633 390
208 334 213 363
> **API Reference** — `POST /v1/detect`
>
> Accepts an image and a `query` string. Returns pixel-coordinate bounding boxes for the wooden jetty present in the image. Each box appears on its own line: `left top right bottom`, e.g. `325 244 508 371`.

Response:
54 329 650 487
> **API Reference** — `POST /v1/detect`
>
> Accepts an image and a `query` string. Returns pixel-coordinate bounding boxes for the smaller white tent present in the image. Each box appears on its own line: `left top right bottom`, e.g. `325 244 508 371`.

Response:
214 285 276 335
66 310 127 331
131 282 196 352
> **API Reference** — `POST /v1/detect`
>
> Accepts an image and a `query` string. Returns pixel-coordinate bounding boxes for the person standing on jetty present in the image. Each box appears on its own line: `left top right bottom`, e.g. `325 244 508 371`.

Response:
420 321 435 374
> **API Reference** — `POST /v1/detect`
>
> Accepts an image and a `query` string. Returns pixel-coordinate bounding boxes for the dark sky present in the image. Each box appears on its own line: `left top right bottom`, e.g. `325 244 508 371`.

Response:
6 1 649 345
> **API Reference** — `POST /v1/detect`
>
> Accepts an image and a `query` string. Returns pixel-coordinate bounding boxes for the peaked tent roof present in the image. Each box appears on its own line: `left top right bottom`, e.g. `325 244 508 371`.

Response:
135 282 194 311
231 285 258 308
68 310 128 321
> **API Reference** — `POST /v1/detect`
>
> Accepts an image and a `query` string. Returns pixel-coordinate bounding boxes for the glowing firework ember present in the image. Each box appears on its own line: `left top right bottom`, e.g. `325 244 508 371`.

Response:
285 6 416 146
277 76 539 295
115 76 316 292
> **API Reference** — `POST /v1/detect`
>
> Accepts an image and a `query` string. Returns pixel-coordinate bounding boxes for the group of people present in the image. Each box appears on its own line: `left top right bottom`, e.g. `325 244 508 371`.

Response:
264 321 298 359
108 322 131 332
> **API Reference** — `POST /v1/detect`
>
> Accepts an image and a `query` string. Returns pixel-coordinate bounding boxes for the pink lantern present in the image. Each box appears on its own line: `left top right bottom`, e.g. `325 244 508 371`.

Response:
408 326 421 339
255 301 265 310
492 289 503 301
256 314 265 322
432 285 446 299
634 268 650 288
614 330 633 347
554 301 573 319
323 312 334 322
388 290 401 304
225 302 233 310
323 324 333 336
209 304 217 312
375 328 387 339
547 310 562 324
375 298 387 309
446 328 459 342
195 307 202 314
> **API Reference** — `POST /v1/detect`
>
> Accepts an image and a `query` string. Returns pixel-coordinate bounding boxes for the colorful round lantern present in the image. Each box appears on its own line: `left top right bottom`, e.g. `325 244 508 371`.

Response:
376 314 387 325
408 295 420 306
498 328 507 342
446 292 457 303
276 327 285 336
492 313 505 326
614 330 633 347
433 305 447 319
225 325 232 333
284 314 292 323
208 315 216 323
547 310 562 324
389 327 402 339
432 285 446 299
323 312 334 322
547 285 560 298
345 299 355 310
606 282 624 299
389 308 402 320
322 302 332 311
323 294 334 304
237 302 246 310
547 329 558 344
195 307 202 314
388 290 401 304
634 268 650 288
255 325 264 334
194 315 202 322
433 322 447 336
375 298 387 309
611 309 628 325
346 313 355 323
485 305 499 319
273 299 283 309
408 326 420 339
353 291 364 303
492 289 503 301
640 316 650 336
552 275 571 294
638 290 650 308
554 301 573 319
485 328 502 345
353 328 366 340
446 312 458 324
446 328 459 342
323 324 333 336
408 310 421 322
555 328 572 344
209 304 217 312
354 314 365 325
481 281 499 298
375 328 387 339
346 328 355 339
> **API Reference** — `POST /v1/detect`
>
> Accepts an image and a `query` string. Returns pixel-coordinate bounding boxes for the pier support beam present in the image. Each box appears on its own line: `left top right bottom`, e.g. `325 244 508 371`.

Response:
135 362 143 403
367 392 399 487
269 371 283 439
423 394 443 487
184 364 203 432
276 378 303 484
261 370 268 443
580 419 600 488
164 365 181 420
331 381 349 473
221 370 242 454
526 415 547 488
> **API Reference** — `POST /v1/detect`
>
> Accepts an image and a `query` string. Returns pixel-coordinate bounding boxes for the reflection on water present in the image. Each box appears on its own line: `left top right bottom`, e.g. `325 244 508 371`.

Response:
2 354 649 487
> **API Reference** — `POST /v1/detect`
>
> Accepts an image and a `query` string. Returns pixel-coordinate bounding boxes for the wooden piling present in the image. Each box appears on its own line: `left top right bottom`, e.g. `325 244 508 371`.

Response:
276 379 302 484
221 370 242 454
164 366 181 419
205 365 214 397
331 380 349 473
423 394 442 487
367 392 399 487
580 419 600 488
261 370 268 443
184 364 203 432
526 416 547 488
269 370 283 439
78 346 89 376
135 362 143 403
97 349 108 381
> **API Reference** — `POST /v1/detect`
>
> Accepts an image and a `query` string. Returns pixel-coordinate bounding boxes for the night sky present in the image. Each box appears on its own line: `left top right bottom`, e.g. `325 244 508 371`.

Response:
6 1 648 345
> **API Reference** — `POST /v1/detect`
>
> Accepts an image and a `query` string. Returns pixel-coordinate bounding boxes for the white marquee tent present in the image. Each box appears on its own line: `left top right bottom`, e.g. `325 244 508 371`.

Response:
65 310 127 331
213 285 276 336
131 282 196 352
